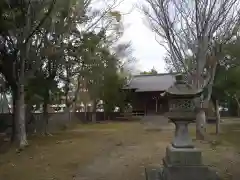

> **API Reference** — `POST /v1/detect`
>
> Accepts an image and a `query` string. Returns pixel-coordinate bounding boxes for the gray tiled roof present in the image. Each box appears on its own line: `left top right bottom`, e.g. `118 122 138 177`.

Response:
124 73 179 92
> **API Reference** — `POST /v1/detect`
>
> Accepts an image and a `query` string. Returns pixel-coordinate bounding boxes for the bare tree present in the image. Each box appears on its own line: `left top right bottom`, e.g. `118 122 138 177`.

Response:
141 0 240 139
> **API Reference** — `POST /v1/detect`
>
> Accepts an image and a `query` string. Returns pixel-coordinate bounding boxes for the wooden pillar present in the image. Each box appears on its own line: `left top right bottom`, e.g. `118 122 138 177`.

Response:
145 97 147 115
145 103 146 115
155 98 158 113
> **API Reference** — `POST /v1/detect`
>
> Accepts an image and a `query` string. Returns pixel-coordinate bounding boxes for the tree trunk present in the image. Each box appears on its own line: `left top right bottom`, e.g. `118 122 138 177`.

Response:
194 96 207 140
84 103 87 122
64 84 72 122
215 100 221 134
195 59 217 140
234 95 240 117
92 100 97 123
73 76 81 112
13 3 32 149
194 71 207 140
25 103 33 134
15 41 28 148
196 108 206 140
43 100 49 135
11 88 17 142
15 84 28 149
64 104 71 122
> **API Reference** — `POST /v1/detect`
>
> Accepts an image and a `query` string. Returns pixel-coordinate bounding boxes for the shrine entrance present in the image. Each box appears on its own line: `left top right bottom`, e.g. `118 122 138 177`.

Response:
130 91 169 116
145 96 168 115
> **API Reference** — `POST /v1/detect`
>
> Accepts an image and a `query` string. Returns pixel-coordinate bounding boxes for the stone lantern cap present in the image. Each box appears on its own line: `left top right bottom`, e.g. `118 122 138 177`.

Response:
166 74 203 97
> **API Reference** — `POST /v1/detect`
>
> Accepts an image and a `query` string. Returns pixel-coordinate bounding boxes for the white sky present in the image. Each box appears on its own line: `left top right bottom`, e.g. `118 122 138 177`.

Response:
115 0 167 73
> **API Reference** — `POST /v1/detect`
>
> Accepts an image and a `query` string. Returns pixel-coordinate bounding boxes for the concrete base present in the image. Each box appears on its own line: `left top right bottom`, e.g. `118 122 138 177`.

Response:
145 145 221 180
162 158 219 180
166 145 202 166
145 165 220 180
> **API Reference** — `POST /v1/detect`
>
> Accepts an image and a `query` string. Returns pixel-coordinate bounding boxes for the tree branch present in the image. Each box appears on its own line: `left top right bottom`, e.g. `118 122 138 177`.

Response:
24 0 56 45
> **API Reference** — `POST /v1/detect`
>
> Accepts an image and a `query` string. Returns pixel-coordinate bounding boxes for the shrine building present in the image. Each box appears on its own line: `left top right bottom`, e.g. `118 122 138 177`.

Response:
123 73 181 115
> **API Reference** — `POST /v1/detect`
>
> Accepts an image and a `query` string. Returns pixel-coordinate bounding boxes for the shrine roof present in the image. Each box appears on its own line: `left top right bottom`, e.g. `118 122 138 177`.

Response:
124 73 180 92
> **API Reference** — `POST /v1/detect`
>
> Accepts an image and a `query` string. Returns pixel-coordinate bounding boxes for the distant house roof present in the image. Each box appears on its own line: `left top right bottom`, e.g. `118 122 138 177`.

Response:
124 73 181 92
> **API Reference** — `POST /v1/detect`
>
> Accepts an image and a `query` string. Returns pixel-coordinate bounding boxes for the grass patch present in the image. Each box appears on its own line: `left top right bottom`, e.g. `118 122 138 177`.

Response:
220 124 240 150
189 124 216 139
0 122 141 180
0 126 115 180
1 121 240 180
73 121 135 130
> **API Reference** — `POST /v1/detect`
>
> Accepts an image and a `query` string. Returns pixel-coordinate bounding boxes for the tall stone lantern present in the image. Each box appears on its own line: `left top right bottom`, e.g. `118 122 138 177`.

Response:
165 74 202 150
145 74 220 180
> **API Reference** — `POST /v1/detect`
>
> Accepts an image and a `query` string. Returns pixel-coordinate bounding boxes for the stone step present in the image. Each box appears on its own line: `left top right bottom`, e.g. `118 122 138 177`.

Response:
145 165 220 180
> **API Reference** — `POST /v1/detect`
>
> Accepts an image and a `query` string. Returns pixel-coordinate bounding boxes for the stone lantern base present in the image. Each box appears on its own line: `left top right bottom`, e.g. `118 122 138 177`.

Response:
145 145 220 180
145 119 220 180
165 145 202 166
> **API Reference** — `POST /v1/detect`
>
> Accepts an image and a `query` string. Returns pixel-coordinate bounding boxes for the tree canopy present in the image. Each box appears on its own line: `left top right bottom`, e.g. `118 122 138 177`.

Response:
140 67 158 75
0 0 135 148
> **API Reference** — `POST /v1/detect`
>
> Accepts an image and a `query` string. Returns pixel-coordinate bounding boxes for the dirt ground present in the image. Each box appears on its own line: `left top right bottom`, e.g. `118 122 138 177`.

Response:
0 121 240 180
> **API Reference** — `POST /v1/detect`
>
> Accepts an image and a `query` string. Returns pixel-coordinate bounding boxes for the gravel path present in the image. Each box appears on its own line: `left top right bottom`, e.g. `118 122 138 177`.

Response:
75 123 172 180
74 121 240 180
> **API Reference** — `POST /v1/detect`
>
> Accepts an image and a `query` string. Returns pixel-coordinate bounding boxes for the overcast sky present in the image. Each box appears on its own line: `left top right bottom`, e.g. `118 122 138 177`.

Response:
114 0 167 73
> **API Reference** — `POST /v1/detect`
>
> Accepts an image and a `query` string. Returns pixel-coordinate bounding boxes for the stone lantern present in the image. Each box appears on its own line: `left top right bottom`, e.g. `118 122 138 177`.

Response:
165 74 202 149
145 74 220 180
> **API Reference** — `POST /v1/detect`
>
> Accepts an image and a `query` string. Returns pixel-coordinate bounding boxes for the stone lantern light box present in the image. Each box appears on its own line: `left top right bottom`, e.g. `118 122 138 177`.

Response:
166 74 202 119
